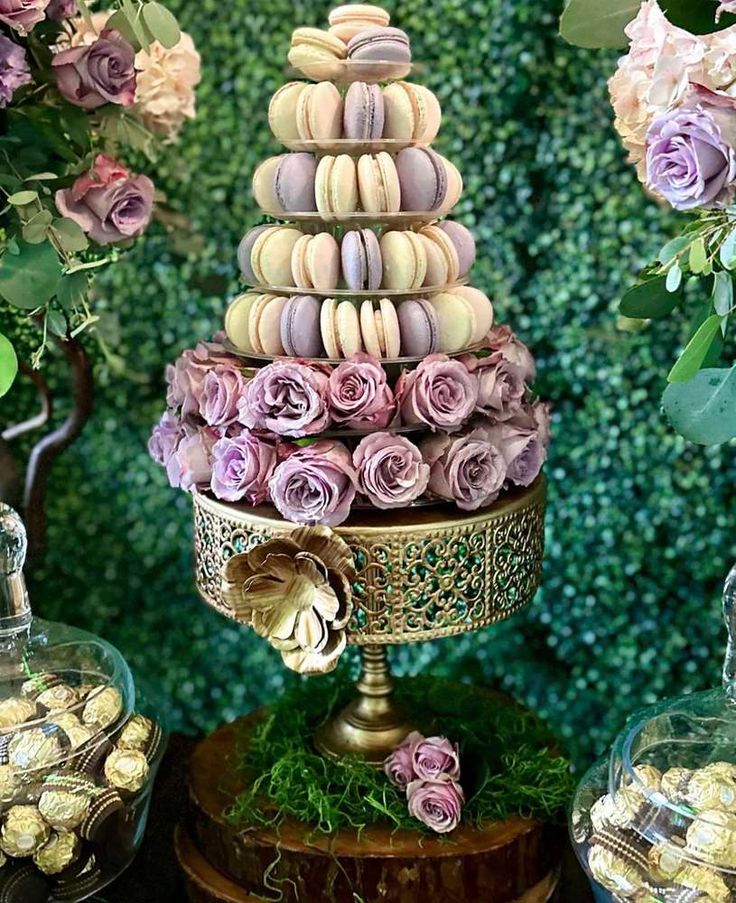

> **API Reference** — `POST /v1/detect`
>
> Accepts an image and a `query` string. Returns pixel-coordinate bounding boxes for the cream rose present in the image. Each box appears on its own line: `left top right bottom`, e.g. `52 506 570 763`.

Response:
134 32 201 138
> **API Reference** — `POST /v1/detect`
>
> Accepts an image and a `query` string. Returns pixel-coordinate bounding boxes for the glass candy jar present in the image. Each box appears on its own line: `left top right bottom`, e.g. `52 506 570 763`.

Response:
571 566 736 902
0 504 165 901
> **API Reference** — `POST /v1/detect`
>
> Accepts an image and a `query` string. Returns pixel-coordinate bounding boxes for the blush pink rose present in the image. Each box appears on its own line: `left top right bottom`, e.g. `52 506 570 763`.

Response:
328 353 396 430
480 405 548 488
53 28 136 108
55 154 154 245
0 0 49 34
384 731 423 792
396 354 478 433
407 777 464 834
210 432 276 504
483 326 536 384
412 736 461 782
200 366 247 428
148 410 184 468
166 341 239 418
170 427 217 492
421 429 507 511
353 432 429 509
460 351 525 422
239 361 330 438
269 441 357 527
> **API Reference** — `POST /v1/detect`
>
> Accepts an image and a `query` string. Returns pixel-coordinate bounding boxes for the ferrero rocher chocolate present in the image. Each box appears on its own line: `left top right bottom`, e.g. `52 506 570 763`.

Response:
103 748 149 794
117 715 153 752
0 766 19 805
675 863 731 903
609 787 647 830
648 837 687 881
7 728 62 771
49 713 94 752
662 768 694 805
20 674 62 700
33 830 80 876
590 793 616 833
685 809 736 868
587 843 646 897
35 684 78 715
38 776 94 831
627 764 663 794
82 687 122 731
0 698 36 730
684 768 736 813
0 805 49 857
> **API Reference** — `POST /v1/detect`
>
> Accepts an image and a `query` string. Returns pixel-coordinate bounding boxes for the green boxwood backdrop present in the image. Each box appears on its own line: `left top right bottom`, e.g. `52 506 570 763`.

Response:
8 0 736 767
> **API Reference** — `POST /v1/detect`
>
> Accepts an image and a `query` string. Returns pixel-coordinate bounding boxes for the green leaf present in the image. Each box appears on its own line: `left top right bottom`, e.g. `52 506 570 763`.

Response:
0 333 18 398
0 241 62 309
721 230 736 269
46 309 67 338
619 276 680 320
689 237 707 274
106 9 141 50
663 366 736 445
712 271 733 317
666 261 682 293
23 172 57 182
142 1 180 48
667 314 722 384
55 271 89 311
7 190 38 206
51 217 89 253
22 221 50 244
121 0 150 52
559 0 639 48
659 235 690 265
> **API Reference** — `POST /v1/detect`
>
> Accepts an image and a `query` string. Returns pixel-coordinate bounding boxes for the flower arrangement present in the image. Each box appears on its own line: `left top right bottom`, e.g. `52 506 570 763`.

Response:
560 0 736 445
0 0 200 398
148 328 551 527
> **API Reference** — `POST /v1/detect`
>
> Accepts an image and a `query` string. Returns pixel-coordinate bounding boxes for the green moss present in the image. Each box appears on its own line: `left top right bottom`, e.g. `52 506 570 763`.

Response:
226 675 573 834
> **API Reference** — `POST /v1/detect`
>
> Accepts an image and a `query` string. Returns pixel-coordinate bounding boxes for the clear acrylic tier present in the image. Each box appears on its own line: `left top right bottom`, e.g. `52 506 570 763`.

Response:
259 209 456 227
286 60 419 85
244 280 466 298
279 137 429 155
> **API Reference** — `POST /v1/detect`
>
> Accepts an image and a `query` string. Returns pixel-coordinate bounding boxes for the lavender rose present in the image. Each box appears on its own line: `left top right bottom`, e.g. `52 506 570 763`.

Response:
269 441 357 527
461 351 525 422
407 777 464 834
210 432 277 504
55 154 154 245
53 28 136 109
200 365 247 428
239 361 330 437
646 104 736 210
169 427 217 492
148 410 184 469
328 353 396 430
384 731 423 791
0 0 49 34
484 325 536 384
481 405 548 488
166 340 237 419
413 736 461 782
0 35 31 108
46 0 74 18
353 433 429 509
421 429 507 511
396 354 478 432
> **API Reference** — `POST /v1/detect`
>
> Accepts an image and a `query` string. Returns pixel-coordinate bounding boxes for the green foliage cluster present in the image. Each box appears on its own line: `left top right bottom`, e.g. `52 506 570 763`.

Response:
7 0 736 769
228 676 572 832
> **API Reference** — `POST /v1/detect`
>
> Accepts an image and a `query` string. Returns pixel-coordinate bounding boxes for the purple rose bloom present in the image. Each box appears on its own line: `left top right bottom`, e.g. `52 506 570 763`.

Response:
395 354 478 433
384 731 423 792
52 28 136 109
46 0 74 18
0 0 49 34
166 340 238 418
0 35 31 108
480 405 547 488
170 427 217 492
484 325 536 384
148 410 184 469
239 361 330 438
412 736 461 782
353 432 429 509
269 441 357 527
328 353 396 430
55 154 153 246
210 432 277 504
646 104 736 210
460 351 525 422
406 777 464 834
200 366 247 428
421 429 507 511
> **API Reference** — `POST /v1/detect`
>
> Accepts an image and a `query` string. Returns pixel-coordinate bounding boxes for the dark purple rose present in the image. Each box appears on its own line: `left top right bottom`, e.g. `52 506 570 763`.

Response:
166 340 238 419
52 28 136 109
148 410 184 469
46 0 74 18
169 426 217 492
200 366 247 428
210 432 277 504
412 736 461 782
55 154 153 246
353 432 429 509
484 325 536 384
480 405 547 488
646 104 736 210
384 731 423 792
269 441 357 527
421 429 507 511
0 0 49 34
395 354 478 432
460 351 525 422
406 777 464 834
239 361 330 438
328 353 396 430
0 35 31 108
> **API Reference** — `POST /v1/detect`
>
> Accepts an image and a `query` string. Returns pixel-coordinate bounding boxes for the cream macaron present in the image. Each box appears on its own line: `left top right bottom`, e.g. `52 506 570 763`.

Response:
382 82 441 143
315 154 359 215
268 82 306 141
225 293 259 352
430 291 476 353
418 224 460 286
288 27 347 80
357 152 400 214
291 232 341 291
328 4 390 42
379 230 427 290
452 286 494 343
250 225 302 287
296 82 344 142
321 298 363 358
249 294 289 355
360 298 401 359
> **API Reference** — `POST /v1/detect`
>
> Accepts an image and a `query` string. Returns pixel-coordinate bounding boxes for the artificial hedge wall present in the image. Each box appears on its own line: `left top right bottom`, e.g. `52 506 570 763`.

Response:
7 0 736 766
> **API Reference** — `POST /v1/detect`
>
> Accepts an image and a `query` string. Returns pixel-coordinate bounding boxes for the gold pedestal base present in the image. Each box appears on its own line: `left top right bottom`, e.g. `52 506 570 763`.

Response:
314 646 416 764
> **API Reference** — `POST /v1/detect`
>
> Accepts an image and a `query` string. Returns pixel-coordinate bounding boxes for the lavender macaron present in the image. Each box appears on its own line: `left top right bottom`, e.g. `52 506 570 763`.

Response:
237 225 271 283
398 298 439 357
347 26 411 63
281 295 325 358
344 82 385 140
437 221 476 277
396 147 447 212
275 153 318 213
341 228 382 291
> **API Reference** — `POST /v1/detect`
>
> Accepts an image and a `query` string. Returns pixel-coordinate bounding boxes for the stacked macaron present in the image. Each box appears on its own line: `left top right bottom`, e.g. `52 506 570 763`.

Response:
238 222 476 292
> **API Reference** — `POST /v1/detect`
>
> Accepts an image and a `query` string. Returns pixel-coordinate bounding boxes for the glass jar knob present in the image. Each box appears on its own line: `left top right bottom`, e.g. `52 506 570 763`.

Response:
0 503 31 637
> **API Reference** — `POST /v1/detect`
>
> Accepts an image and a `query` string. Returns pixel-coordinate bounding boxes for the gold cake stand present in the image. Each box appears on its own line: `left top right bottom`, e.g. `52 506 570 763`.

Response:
192 477 546 764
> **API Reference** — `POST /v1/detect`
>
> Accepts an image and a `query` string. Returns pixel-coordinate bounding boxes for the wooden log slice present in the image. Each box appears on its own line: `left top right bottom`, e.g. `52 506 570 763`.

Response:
184 705 566 903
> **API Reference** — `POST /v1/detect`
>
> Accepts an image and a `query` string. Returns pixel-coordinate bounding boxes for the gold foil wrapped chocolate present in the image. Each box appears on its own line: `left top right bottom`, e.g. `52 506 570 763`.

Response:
0 766 20 805
49 713 94 752
82 687 122 731
626 764 663 794
588 844 646 897
590 793 616 833
647 837 687 881
103 748 149 794
685 808 736 869
117 715 152 753
35 684 78 714
661 767 693 805
38 776 94 831
20 674 61 700
609 787 647 830
684 768 736 814
674 863 731 903
7 728 62 771
0 805 49 857
33 830 80 876
0 698 36 730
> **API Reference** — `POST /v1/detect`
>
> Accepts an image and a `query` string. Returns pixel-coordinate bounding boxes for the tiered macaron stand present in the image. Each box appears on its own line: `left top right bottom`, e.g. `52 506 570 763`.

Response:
175 15 558 903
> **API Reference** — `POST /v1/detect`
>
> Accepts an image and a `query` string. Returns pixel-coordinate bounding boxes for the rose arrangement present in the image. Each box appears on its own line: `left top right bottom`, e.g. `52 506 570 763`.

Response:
0 0 200 398
149 330 551 526
384 731 464 834
560 0 736 446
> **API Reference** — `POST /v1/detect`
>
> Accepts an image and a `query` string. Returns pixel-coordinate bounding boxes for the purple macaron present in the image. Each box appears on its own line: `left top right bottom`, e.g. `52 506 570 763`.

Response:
437 221 477 277
341 229 382 291
344 82 385 140
275 153 317 213
237 225 271 283
398 298 439 357
347 27 411 63
281 295 324 358
396 148 447 212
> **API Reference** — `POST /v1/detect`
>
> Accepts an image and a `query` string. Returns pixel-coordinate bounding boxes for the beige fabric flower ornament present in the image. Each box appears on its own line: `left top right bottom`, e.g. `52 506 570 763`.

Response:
222 526 356 675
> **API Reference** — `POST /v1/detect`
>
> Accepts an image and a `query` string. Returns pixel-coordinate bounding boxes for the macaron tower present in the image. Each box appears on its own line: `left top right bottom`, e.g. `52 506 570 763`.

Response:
164 6 559 901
